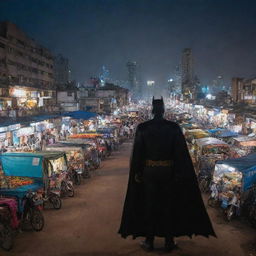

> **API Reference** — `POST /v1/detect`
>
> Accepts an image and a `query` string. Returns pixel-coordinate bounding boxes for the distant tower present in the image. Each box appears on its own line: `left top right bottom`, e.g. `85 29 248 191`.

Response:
126 61 137 91
181 48 195 99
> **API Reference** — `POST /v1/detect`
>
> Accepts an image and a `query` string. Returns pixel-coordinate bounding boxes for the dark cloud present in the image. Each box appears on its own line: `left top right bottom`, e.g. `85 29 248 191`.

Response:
0 0 256 86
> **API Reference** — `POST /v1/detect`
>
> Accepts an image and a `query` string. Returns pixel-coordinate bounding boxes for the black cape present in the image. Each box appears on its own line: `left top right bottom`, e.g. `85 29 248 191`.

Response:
118 117 216 239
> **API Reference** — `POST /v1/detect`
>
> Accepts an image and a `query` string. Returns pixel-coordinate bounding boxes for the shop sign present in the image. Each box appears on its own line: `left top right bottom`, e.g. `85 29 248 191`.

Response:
16 127 35 137
0 132 6 141
251 122 256 129
8 123 21 131
0 127 8 133
46 123 55 129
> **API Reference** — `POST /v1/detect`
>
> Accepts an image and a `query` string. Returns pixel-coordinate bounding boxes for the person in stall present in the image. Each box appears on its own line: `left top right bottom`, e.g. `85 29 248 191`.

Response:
119 97 216 252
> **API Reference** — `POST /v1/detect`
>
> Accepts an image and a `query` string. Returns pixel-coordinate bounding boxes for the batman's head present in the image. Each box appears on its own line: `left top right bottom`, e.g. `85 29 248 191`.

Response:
152 96 165 115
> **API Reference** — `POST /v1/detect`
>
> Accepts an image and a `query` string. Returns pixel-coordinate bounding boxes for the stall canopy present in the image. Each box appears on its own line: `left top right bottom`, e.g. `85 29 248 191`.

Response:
233 136 256 146
208 129 239 138
216 153 256 190
195 137 228 147
62 111 97 120
0 151 65 178
30 114 59 122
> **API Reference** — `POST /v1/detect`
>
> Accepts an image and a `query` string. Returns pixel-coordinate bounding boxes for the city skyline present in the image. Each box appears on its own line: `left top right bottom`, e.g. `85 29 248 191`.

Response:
1 0 256 86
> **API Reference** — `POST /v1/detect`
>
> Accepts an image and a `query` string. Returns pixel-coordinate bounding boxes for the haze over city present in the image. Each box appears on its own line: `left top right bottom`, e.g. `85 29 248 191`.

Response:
1 0 256 86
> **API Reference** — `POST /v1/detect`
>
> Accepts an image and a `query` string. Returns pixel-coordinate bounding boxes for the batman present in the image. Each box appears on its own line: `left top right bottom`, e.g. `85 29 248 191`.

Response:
118 97 216 252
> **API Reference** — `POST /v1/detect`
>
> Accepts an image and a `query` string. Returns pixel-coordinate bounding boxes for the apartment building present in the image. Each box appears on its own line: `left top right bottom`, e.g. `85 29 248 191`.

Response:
0 21 56 112
232 77 256 104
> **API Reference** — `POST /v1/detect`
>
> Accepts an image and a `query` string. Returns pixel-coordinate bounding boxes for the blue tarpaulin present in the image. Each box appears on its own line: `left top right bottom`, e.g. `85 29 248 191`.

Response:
30 114 59 122
208 128 224 134
208 129 238 138
216 153 256 191
62 111 97 120
0 153 43 178
97 128 115 134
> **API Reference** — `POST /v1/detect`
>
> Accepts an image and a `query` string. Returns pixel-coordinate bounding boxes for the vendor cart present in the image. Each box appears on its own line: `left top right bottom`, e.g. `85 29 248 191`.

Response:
0 152 67 212
45 143 87 184
212 153 256 221
230 136 256 156
0 152 67 249
208 129 239 144
185 129 210 144
194 137 230 191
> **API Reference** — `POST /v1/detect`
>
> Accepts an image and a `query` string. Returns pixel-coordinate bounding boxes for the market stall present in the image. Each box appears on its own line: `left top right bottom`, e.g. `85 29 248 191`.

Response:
212 153 256 218
230 136 256 156
45 143 87 178
185 129 210 144
194 137 230 175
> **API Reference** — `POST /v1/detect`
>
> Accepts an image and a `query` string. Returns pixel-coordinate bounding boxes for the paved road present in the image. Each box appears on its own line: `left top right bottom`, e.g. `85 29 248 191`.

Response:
3 142 256 256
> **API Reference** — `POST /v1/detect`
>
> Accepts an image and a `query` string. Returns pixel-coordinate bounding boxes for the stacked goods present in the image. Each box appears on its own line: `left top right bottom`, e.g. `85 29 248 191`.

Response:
67 151 84 170
5 177 33 189
69 133 103 139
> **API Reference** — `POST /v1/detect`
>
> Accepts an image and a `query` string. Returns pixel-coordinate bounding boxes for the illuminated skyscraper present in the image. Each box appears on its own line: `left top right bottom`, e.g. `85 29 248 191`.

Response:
181 48 195 99
126 61 137 90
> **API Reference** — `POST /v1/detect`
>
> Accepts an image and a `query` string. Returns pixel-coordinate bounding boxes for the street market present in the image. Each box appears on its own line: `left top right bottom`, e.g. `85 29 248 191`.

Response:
0 100 255 252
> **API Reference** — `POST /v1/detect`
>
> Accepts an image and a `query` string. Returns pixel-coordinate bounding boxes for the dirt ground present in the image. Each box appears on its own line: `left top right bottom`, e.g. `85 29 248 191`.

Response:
2 142 256 256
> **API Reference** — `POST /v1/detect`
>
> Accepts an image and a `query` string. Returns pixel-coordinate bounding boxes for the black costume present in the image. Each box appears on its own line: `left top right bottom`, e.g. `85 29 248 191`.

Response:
119 98 216 243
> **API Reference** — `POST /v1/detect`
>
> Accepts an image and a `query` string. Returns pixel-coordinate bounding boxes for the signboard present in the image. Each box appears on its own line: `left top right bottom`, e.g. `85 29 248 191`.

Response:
0 132 7 141
0 127 8 133
16 127 35 137
8 123 21 131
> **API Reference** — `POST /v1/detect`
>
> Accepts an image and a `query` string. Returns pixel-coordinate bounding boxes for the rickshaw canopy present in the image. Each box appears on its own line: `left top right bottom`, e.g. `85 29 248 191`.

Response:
195 137 228 148
215 153 256 191
208 129 239 138
0 151 65 178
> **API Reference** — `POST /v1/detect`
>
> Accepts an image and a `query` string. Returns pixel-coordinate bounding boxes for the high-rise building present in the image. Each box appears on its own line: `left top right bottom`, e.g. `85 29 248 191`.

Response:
181 48 195 99
53 54 71 87
0 21 56 111
126 61 137 90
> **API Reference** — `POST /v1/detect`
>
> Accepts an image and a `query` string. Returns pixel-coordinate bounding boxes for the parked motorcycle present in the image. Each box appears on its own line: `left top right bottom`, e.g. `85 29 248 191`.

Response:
22 191 44 231
68 168 82 186
40 186 62 210
225 193 240 221
208 182 219 207
59 172 75 198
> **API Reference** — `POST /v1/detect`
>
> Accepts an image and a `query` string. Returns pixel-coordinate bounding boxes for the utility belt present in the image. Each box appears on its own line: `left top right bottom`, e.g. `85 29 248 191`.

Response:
145 160 173 167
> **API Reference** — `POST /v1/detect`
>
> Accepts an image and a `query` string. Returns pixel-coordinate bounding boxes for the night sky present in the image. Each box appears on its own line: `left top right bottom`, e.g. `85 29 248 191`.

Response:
1 0 256 87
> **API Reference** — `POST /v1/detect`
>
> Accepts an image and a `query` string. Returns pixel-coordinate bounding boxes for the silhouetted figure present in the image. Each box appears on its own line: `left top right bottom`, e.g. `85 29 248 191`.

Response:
119 97 216 252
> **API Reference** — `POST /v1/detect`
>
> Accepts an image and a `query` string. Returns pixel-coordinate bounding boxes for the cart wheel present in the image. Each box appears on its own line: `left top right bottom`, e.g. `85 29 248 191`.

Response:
30 209 44 231
0 223 13 251
68 185 75 197
50 195 62 210
225 206 234 222
75 175 81 185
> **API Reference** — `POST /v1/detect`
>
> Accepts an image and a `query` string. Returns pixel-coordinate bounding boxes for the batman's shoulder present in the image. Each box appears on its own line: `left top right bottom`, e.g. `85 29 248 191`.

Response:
137 119 180 130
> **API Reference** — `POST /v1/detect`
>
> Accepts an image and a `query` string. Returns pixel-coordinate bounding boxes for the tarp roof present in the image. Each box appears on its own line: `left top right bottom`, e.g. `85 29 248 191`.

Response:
1 151 65 160
196 137 228 147
233 136 256 142
62 111 97 120
216 153 256 173
210 129 239 138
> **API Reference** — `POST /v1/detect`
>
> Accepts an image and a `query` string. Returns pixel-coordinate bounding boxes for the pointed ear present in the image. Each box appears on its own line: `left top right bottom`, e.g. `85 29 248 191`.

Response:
161 96 163 100
152 96 154 103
